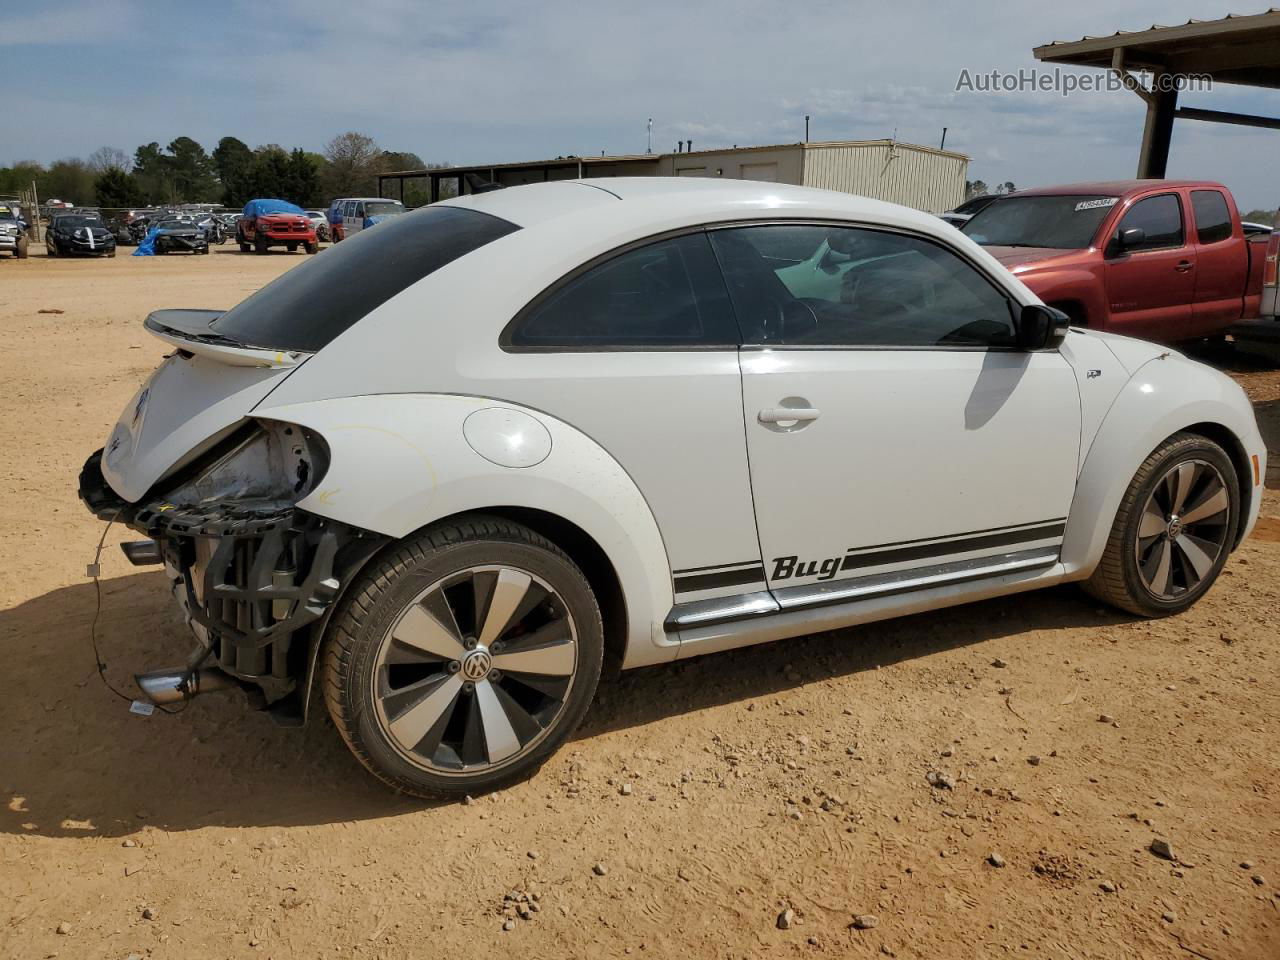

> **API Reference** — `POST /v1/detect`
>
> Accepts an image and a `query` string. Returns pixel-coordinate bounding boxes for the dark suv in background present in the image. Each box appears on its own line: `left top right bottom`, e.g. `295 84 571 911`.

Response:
46 212 116 257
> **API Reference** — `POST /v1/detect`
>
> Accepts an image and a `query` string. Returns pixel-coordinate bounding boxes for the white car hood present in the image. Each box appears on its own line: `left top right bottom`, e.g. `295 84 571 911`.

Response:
102 352 296 503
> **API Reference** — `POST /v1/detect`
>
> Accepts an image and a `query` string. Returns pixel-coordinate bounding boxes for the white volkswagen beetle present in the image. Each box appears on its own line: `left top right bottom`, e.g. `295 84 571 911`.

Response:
80 178 1266 799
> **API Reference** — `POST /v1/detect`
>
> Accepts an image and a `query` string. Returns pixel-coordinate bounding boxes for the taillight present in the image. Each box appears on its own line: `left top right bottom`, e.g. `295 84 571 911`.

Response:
1265 231 1279 288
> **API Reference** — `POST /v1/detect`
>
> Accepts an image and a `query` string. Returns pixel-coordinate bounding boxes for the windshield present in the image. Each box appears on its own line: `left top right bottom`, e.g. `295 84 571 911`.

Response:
158 219 191 228
962 195 1119 249
365 201 405 217
212 205 519 352
59 216 104 230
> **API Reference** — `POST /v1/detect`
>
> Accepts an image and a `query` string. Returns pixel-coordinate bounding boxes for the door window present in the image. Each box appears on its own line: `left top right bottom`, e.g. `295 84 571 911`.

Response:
1115 194 1184 251
505 232 738 349
1190 190 1232 245
709 224 1016 347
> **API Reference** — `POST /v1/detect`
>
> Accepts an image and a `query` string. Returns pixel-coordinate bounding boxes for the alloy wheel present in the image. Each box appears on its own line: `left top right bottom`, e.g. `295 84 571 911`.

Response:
1134 459 1231 600
371 565 578 775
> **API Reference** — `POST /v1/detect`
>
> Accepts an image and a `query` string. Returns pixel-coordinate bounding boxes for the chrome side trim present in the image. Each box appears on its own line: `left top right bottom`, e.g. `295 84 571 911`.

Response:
664 548 1059 633
664 590 779 631
773 547 1061 611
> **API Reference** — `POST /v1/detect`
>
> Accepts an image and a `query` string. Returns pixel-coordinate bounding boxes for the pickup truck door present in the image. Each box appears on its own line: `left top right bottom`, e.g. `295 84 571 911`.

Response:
1188 188 1248 332
1103 192 1197 341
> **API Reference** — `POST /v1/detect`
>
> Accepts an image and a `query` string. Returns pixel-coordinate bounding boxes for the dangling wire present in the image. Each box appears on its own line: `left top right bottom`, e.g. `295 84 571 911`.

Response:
89 514 188 715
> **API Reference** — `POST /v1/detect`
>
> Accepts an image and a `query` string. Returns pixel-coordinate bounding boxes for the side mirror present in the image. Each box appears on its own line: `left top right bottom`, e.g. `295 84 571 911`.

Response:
1119 226 1146 250
1016 304 1071 351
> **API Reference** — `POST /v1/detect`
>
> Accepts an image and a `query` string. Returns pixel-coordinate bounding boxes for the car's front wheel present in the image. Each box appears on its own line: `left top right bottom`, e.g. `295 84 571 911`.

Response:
1084 432 1239 616
322 516 603 800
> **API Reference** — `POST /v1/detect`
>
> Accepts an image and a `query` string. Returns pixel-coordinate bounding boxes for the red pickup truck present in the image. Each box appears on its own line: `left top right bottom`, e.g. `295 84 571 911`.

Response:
960 180 1270 343
236 198 318 256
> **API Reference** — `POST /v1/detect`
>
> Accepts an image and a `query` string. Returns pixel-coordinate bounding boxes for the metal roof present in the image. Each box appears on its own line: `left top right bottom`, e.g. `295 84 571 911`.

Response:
1034 8 1280 88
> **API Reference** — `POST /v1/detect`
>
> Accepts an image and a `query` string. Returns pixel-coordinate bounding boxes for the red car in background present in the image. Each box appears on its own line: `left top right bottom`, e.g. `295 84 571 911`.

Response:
961 180 1270 343
237 198 318 255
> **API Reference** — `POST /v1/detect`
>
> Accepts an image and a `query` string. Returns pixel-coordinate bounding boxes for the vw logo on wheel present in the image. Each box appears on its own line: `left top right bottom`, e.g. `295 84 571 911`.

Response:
461 648 493 681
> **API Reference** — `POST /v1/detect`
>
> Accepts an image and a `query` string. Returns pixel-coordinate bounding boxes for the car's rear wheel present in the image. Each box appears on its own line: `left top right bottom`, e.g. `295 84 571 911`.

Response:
322 516 603 800
1083 433 1239 616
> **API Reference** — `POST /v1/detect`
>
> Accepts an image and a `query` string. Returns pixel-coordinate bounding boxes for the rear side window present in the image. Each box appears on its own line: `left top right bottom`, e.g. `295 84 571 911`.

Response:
212 205 518 352
505 232 738 349
1191 190 1232 245
1115 194 1184 250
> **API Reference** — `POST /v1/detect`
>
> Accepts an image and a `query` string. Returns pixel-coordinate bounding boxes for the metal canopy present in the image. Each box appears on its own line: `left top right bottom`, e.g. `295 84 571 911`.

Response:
1034 9 1280 176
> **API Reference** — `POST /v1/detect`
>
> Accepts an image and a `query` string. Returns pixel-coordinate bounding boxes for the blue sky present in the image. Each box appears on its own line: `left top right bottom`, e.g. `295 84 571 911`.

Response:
5 0 1280 209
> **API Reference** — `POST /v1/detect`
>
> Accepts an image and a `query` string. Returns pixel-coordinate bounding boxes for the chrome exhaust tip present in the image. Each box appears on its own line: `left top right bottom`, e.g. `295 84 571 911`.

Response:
134 666 238 705
121 540 163 566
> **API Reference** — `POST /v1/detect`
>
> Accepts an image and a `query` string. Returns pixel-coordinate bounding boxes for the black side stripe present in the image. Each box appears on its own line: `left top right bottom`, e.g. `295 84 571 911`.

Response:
675 565 766 593
673 559 760 575
841 522 1066 572
846 518 1068 554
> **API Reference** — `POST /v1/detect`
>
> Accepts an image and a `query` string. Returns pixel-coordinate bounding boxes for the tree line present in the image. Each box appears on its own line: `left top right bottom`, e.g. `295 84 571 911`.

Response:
0 133 448 210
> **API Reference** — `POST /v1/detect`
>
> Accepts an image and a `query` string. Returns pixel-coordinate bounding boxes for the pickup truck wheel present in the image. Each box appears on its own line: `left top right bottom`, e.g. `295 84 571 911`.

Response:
304 241 318 254
254 236 268 255
322 516 603 801
238 240 250 253
1083 433 1239 617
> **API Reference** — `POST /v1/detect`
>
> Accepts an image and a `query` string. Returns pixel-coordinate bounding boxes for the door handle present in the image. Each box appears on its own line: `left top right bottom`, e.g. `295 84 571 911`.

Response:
1174 260 1194 272
759 407 821 424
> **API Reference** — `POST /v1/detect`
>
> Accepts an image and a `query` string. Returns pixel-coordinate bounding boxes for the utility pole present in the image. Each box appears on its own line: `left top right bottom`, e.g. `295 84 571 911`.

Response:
940 127 948 150
805 115 810 142
647 118 652 154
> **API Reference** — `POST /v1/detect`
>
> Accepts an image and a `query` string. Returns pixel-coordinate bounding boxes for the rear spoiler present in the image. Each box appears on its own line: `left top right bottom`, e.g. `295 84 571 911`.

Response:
144 309 309 368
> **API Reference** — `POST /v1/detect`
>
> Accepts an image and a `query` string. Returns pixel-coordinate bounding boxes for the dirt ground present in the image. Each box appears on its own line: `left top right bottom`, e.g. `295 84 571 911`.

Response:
2 243 1279 960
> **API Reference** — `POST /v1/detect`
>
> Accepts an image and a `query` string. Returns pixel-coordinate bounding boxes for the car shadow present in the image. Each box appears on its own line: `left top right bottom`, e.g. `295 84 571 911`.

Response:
0 569 1131 838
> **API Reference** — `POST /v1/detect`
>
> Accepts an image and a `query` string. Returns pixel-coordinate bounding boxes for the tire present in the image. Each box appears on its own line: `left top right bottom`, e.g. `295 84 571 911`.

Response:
304 241 318 254
322 516 604 800
107 249 116 258
1083 432 1239 617
255 235 268 255
238 240 250 253
45 239 56 258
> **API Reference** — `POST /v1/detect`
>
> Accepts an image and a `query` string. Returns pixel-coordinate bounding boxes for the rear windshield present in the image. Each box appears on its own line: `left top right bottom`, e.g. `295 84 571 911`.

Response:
962 195 1118 249
212 205 518 352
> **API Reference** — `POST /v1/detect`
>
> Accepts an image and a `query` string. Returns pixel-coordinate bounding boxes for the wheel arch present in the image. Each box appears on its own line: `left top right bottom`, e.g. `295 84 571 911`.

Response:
1060 355 1263 576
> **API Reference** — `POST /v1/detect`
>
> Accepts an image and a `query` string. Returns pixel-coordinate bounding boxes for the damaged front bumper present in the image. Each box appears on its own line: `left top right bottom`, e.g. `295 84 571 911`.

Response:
79 445 385 720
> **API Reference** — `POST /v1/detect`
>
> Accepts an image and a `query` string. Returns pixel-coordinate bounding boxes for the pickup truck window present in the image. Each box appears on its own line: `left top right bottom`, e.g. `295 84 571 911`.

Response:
961 195 1117 249
1191 190 1232 245
1115 194 1184 251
